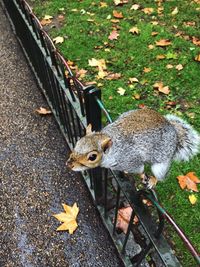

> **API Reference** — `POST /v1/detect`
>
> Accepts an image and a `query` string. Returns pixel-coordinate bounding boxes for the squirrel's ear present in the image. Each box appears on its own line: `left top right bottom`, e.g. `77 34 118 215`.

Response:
86 124 92 135
101 137 112 152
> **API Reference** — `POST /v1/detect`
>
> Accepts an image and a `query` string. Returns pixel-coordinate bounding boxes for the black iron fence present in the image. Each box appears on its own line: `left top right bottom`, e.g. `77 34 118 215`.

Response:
2 0 200 266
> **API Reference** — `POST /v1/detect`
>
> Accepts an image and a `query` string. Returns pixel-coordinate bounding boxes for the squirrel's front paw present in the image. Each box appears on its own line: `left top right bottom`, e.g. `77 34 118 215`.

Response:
146 176 157 189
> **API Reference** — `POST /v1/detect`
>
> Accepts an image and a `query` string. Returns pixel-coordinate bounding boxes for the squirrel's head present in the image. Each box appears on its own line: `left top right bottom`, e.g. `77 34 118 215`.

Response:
66 124 112 171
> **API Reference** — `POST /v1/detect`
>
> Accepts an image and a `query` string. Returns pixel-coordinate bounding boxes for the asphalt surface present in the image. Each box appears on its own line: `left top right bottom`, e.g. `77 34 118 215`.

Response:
0 5 124 267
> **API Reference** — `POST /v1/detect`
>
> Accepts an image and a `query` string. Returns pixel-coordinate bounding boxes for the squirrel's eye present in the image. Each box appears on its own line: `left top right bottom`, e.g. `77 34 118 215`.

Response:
88 153 97 161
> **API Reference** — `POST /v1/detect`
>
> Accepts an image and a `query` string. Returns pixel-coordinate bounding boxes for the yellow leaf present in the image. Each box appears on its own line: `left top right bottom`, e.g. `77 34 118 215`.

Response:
189 194 197 205
171 7 178 15
35 107 52 115
142 7 154 15
43 15 53 20
129 27 140 35
53 203 79 234
129 77 139 83
53 36 64 44
88 58 107 70
130 4 140 10
100 2 107 8
117 87 126 95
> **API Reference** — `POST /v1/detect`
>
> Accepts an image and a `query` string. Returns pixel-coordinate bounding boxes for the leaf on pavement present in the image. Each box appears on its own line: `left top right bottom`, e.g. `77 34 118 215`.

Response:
177 172 200 192
35 107 52 115
53 203 79 234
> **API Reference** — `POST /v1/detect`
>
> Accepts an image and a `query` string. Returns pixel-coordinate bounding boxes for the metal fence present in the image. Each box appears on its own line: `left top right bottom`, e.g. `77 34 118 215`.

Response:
2 0 200 266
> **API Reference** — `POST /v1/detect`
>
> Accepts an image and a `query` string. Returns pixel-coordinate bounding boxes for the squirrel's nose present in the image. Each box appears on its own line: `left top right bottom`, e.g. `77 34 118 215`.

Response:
66 158 74 169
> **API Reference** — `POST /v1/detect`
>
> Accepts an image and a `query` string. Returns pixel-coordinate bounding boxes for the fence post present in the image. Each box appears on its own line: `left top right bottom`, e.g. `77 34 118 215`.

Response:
83 85 103 204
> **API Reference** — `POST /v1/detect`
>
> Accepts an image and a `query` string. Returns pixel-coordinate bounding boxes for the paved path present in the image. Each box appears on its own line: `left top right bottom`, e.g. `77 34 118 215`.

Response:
0 4 123 267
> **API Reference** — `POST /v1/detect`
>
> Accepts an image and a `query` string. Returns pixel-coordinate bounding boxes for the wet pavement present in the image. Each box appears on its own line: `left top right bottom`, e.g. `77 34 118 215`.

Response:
0 5 123 267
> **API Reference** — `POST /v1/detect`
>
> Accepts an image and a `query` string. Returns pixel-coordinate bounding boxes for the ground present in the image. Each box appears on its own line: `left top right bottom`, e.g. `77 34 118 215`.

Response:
0 5 123 267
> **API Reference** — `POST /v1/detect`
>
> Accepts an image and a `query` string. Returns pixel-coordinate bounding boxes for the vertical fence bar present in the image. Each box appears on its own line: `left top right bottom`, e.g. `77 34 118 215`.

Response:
83 85 103 204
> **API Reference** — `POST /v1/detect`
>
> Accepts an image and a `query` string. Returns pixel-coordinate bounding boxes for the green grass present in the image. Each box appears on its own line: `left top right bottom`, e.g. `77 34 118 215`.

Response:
29 0 200 265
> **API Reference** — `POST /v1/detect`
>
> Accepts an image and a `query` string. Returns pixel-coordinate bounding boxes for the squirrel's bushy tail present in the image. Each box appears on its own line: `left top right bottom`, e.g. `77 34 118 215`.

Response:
165 114 200 161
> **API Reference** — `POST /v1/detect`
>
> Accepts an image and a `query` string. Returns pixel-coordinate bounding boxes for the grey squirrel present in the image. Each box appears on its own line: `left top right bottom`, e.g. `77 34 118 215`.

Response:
67 109 200 188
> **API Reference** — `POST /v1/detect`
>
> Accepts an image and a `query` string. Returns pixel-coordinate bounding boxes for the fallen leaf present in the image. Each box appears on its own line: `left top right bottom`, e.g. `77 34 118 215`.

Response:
143 67 152 73
97 69 107 79
156 39 172 47
166 64 174 69
132 93 141 100
117 87 126 95
114 0 128 6
156 54 166 60
175 64 183 71
88 58 107 70
57 15 65 22
177 172 200 192
53 36 64 44
109 95 113 100
195 54 200 62
43 15 53 20
106 72 121 80
108 30 120 40
113 10 124 19
129 77 139 83
129 26 140 34
189 194 197 205
76 69 87 79
192 37 200 46
116 206 138 233
35 107 52 115
153 82 170 95
138 103 147 109
142 7 154 15
142 199 152 206
151 31 159 36
53 203 79 234
130 4 140 10
148 44 155 49
171 7 178 15
100 2 108 8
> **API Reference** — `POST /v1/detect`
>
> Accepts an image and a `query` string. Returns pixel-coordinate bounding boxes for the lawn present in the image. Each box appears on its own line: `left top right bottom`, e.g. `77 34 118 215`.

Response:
29 0 200 265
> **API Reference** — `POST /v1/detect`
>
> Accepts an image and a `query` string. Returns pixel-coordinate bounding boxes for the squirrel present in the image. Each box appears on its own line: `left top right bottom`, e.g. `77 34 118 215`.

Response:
67 108 200 188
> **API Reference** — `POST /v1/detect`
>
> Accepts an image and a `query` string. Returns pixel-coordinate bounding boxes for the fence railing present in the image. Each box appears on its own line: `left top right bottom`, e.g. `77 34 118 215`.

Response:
2 0 199 266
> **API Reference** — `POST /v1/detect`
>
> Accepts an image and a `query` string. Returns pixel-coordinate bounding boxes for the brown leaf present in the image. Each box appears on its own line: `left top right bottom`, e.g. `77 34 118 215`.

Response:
113 10 124 19
129 77 139 83
148 44 155 50
116 206 138 233
166 64 174 69
156 54 166 60
143 67 152 73
129 26 139 34
142 7 154 15
105 72 121 80
151 31 159 36
192 37 200 46
35 107 52 115
155 39 172 47
177 172 200 192
194 54 200 62
153 82 170 95
108 30 120 40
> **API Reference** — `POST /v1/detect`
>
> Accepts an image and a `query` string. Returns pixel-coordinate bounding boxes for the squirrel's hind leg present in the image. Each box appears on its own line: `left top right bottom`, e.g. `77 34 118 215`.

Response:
151 161 170 181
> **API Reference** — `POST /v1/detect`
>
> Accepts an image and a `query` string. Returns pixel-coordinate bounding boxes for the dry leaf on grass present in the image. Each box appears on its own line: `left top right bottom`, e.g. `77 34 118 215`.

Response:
142 7 154 14
53 203 79 234
117 87 126 95
88 58 107 70
108 30 120 40
171 7 178 15
177 172 200 192
53 36 64 44
116 206 138 233
130 4 140 10
143 67 152 73
153 82 170 95
35 107 52 115
189 194 197 205
194 54 200 62
113 10 124 19
129 27 140 34
113 0 128 6
175 64 183 71
155 39 172 47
